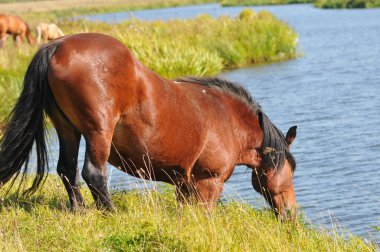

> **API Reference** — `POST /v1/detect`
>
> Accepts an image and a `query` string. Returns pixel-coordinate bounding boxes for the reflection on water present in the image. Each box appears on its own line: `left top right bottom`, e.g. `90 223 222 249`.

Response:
42 4 380 242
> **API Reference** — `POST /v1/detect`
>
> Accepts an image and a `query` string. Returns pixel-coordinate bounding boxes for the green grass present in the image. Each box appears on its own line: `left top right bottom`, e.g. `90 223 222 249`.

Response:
314 0 380 8
0 45 31 122
222 0 380 8
222 0 314 6
0 8 297 122
0 175 377 251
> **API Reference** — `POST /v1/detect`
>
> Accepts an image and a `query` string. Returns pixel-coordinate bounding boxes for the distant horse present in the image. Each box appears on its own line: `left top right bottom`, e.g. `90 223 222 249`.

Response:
0 33 298 220
0 14 35 47
36 22 64 44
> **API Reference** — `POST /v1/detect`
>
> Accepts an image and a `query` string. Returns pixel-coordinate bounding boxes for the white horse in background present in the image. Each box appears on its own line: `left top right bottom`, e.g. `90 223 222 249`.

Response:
36 22 64 44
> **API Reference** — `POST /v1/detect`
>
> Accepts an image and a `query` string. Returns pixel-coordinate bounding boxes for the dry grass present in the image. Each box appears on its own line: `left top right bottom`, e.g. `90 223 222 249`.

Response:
0 0 215 14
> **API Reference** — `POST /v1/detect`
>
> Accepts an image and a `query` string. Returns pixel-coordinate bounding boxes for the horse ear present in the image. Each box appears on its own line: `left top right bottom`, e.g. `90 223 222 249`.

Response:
285 126 297 146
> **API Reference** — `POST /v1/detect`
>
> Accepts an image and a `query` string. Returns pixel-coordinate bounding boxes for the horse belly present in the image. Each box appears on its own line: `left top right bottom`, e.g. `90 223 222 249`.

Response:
107 139 188 184
108 115 201 183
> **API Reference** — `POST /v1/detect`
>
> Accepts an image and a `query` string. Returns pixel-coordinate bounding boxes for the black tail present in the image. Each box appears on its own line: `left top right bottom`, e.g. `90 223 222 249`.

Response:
0 41 60 195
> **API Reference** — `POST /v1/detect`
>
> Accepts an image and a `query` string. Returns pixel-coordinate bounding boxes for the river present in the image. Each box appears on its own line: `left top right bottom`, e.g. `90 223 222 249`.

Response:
44 3 380 242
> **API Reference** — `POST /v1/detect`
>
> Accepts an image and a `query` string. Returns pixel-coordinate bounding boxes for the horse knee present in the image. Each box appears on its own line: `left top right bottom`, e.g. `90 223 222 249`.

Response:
81 160 107 187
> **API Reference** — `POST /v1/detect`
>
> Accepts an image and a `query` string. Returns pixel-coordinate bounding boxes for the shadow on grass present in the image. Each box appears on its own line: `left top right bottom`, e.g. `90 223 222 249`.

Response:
103 228 187 252
0 192 122 215
0 192 71 212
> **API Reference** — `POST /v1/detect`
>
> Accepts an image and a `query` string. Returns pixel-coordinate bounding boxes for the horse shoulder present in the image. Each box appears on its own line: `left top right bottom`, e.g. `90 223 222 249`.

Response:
178 87 238 176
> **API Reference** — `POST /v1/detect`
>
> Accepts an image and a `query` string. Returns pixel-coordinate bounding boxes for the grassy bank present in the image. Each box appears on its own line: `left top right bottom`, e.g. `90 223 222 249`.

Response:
0 176 376 251
0 8 297 122
314 0 380 8
221 0 313 6
222 0 380 8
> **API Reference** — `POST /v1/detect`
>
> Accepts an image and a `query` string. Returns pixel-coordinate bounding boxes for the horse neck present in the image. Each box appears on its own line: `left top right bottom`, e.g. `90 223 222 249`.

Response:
231 100 263 165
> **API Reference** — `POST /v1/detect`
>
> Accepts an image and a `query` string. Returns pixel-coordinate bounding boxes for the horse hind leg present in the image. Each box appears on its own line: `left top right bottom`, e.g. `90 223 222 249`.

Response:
48 103 85 209
82 131 115 211
57 127 85 209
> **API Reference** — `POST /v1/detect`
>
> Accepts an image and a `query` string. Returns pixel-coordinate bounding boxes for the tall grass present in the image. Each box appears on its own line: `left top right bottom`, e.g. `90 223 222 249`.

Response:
62 9 297 78
0 175 376 251
0 45 33 123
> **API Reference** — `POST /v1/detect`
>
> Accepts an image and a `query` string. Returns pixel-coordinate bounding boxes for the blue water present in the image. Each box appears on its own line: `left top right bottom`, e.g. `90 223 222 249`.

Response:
45 3 380 242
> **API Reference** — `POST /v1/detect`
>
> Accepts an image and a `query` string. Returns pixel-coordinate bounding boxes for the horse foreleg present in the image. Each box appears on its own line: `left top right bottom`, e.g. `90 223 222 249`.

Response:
193 177 224 209
13 35 21 47
175 181 193 205
82 132 115 211
0 33 7 48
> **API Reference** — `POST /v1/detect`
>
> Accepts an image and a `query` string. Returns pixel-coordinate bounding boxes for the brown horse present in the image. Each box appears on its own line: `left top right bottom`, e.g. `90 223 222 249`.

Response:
0 33 298 220
0 14 35 47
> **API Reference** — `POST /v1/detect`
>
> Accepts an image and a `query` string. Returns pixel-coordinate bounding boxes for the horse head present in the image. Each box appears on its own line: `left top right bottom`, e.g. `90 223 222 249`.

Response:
251 124 298 221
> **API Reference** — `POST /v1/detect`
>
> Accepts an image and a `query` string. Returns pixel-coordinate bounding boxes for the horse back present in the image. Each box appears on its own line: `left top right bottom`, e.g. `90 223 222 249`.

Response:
5 15 25 34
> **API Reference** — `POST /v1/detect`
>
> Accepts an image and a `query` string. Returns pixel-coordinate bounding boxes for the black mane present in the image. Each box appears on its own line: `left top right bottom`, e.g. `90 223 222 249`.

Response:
176 77 261 112
177 76 296 172
258 112 296 172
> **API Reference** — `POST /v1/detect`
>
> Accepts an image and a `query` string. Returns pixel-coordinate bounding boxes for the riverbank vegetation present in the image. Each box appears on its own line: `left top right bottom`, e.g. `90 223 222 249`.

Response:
0 8 297 121
0 176 376 251
222 0 380 8
224 0 380 8
221 0 313 6
314 0 380 8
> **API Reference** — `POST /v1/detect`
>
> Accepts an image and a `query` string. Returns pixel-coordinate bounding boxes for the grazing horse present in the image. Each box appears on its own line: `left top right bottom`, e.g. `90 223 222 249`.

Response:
0 14 35 47
0 33 298 220
36 22 64 44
